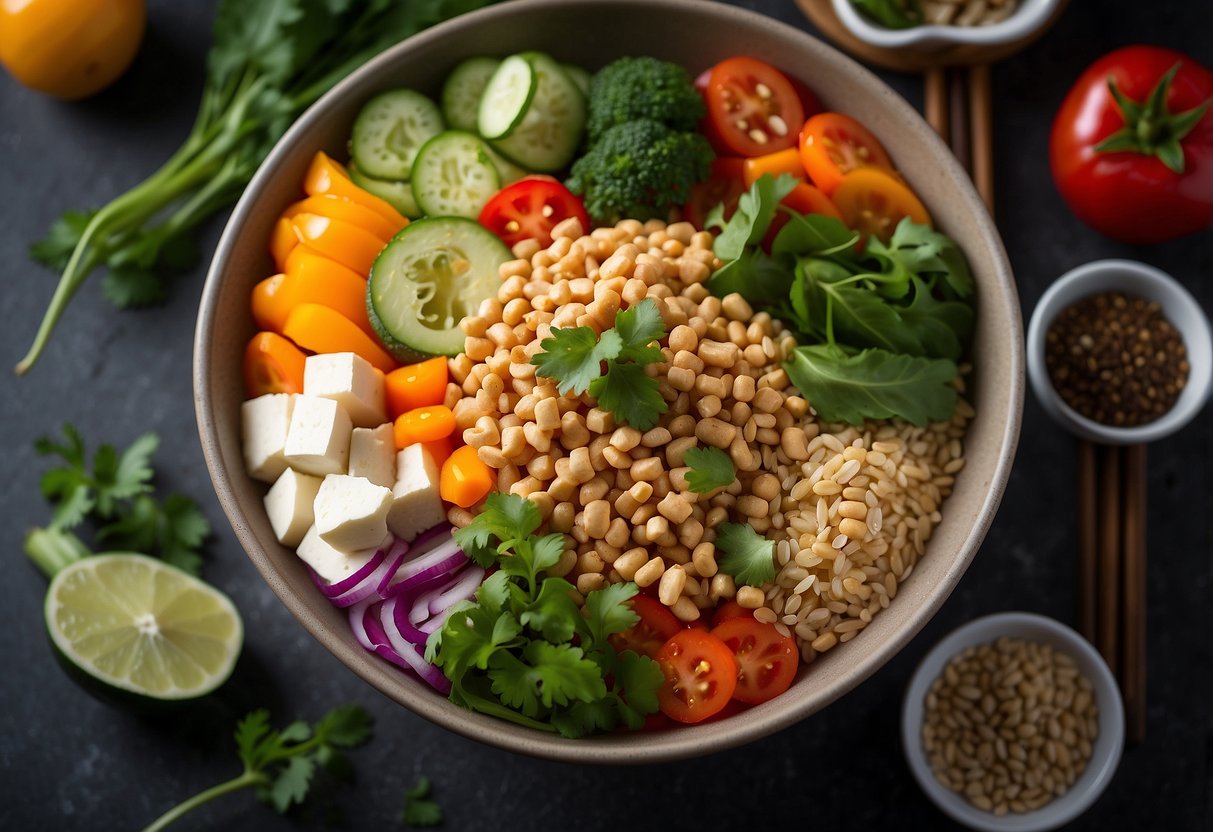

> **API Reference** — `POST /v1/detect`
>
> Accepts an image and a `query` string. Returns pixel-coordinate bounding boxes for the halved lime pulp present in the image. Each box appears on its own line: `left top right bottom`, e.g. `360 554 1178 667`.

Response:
45 554 243 700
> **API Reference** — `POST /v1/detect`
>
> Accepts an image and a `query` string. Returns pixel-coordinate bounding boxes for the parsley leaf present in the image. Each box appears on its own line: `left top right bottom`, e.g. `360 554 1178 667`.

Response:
684 446 736 493
402 776 443 827
532 326 622 395
715 522 776 587
589 362 668 432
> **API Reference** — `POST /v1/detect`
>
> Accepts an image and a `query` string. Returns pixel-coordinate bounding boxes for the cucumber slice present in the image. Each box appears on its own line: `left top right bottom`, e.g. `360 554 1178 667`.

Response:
561 63 591 98
486 52 586 173
478 54 536 140
367 217 510 359
410 131 501 219
350 89 444 180
485 142 530 185
442 56 501 132
348 162 421 219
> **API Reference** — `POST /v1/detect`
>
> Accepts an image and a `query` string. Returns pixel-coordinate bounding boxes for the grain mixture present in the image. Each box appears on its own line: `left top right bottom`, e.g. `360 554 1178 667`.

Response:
445 216 970 658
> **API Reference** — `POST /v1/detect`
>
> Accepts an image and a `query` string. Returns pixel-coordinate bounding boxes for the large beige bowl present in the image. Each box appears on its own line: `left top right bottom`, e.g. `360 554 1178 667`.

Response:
195 0 1022 763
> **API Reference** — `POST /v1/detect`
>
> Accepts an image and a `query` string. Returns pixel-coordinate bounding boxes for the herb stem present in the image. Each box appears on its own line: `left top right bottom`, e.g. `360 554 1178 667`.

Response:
140 770 266 832
24 527 91 579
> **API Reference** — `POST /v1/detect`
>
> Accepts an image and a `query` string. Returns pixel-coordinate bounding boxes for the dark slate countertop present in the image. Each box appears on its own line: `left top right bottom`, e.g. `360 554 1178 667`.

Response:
1 1 1209 829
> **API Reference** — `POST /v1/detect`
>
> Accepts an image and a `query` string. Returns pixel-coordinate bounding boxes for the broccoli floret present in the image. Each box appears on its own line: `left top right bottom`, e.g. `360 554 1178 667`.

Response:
566 119 714 225
586 57 706 141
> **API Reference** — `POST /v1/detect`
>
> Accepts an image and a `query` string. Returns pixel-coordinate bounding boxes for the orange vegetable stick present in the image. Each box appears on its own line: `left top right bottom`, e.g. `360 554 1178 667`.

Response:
422 436 453 469
290 213 386 277
243 331 307 398
440 445 494 508
393 405 456 448
282 303 396 373
269 216 300 272
385 357 450 418
282 194 403 243
303 151 409 227
743 147 807 187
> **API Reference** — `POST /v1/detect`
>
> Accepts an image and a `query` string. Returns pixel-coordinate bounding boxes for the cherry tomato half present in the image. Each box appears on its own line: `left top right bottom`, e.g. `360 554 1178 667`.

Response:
710 600 753 627
832 167 931 243
710 617 799 705
799 112 895 196
682 157 748 230
704 57 805 157
478 176 590 248
610 595 683 659
654 629 738 723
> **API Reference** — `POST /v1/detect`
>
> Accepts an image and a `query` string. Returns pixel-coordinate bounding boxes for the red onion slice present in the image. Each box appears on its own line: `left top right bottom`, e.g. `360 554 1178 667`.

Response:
379 597 451 692
327 545 407 608
310 547 385 598
384 537 466 597
349 599 378 651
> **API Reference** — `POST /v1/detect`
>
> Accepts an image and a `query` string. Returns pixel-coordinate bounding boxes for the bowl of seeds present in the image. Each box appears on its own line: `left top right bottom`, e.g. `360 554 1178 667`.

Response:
902 612 1123 831
1026 259 1213 445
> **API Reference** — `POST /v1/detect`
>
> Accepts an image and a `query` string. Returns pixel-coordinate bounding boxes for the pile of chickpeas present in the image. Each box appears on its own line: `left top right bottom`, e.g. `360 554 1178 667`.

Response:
445 216 815 622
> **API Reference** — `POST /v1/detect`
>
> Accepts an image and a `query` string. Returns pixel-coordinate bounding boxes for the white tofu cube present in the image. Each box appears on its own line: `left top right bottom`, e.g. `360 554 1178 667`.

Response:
263 468 322 547
242 393 296 483
283 395 352 477
348 424 396 488
314 474 393 552
303 352 386 428
297 525 388 585
386 443 445 541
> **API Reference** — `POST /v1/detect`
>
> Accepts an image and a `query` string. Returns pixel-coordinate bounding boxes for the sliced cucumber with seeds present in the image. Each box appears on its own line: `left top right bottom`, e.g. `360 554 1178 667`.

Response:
348 162 421 218
350 89 444 180
561 63 591 98
367 217 510 359
410 131 501 219
483 52 586 173
485 142 530 186
443 56 501 132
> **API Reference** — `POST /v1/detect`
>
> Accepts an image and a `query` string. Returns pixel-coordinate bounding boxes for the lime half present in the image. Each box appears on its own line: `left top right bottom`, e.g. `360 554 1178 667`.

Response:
45 554 243 701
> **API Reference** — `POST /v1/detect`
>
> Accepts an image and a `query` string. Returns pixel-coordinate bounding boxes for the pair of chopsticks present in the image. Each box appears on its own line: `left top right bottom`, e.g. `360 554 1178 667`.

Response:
924 65 994 211
1078 441 1147 743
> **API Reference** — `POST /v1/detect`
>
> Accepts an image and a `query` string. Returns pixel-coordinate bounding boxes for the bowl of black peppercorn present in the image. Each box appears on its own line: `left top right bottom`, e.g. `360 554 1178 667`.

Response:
1026 259 1212 444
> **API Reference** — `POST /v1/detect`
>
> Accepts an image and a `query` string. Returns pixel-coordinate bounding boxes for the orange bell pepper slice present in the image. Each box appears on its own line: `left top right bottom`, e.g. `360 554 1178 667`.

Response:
303 151 408 227
385 357 450 418
282 303 396 373
269 216 300 272
282 194 403 244
289 213 386 277
251 248 374 337
243 331 307 398
440 445 494 508
422 436 454 469
742 147 806 187
393 405 456 449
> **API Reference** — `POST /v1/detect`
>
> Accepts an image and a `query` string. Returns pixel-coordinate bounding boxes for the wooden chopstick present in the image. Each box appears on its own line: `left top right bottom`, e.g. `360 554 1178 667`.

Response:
1096 443 1121 678
1076 440 1098 642
1121 444 1148 744
967 64 994 212
925 67 948 140
923 65 993 213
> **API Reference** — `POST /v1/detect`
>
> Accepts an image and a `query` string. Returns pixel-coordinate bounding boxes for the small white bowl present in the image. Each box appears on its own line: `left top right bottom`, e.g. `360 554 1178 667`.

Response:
902 612 1124 832
1026 259 1213 445
831 0 1064 50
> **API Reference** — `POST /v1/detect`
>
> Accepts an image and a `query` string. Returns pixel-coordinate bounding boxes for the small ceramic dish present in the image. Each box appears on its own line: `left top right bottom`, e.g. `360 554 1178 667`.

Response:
831 0 1064 50
1026 259 1213 445
902 612 1124 832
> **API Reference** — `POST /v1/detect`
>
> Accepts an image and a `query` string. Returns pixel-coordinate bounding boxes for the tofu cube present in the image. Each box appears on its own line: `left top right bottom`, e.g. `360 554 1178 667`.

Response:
297 525 387 586
263 468 322 547
303 352 387 428
242 393 296 483
283 395 352 477
348 423 396 489
314 474 393 552
386 443 445 541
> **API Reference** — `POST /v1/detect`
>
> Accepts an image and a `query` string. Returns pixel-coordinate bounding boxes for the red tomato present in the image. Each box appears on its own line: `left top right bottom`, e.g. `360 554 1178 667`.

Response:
1050 45 1213 244
703 57 805 157
477 176 590 248
710 600 753 627
788 73 824 122
682 157 747 229
710 617 799 705
654 629 738 723
610 595 683 659
799 112 895 196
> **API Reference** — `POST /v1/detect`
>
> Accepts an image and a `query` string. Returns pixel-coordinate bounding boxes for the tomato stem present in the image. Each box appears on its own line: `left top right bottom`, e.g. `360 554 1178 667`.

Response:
1096 62 1212 174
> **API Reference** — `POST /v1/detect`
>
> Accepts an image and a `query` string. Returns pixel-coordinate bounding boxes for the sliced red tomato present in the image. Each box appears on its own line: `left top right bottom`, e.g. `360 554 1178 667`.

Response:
654 629 738 723
710 600 753 627
683 157 747 229
610 595 683 659
477 176 589 248
703 57 805 157
710 617 800 705
799 112 895 196
788 73 825 122
832 167 931 243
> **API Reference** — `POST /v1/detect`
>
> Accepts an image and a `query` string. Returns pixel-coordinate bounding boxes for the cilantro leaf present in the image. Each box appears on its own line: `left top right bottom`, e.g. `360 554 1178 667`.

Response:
29 211 96 270
613 299 666 364
589 362 668 432
101 267 168 309
453 492 541 567
155 494 212 576
715 522 776 587
531 326 622 395
583 582 640 645
235 709 273 770
490 641 607 712
314 703 374 748
615 650 664 717
402 777 443 827
267 756 314 812
684 446 736 493
520 577 581 643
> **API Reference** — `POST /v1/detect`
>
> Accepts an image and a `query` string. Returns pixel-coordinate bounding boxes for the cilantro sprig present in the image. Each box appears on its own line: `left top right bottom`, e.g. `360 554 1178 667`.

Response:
401 777 443 827
139 706 373 832
684 446 736 493
532 298 669 430
715 522 776 587
430 493 662 737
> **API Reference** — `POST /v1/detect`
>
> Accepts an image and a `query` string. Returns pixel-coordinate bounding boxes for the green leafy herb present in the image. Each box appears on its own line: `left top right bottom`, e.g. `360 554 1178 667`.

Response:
684 446 736 493
712 173 800 260
430 494 662 738
401 777 443 828
532 298 668 430
848 0 922 29
715 522 776 587
33 425 210 575
17 0 500 375
139 706 373 832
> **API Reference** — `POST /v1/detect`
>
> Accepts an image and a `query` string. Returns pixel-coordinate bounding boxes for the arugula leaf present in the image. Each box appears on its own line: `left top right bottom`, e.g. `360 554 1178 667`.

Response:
401 777 443 828
896 275 973 362
589 361 668 431
875 218 974 299
786 345 958 426
715 522 776 587
684 446 736 493
712 173 800 260
531 326 622 395
613 298 666 364
707 248 794 308
771 211 859 258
